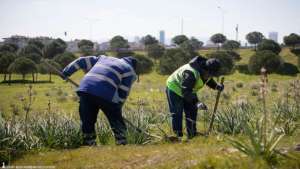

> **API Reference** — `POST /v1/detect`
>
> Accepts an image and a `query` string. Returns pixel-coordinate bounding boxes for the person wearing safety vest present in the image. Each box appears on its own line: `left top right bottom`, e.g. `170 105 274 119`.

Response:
62 55 138 146
166 56 224 139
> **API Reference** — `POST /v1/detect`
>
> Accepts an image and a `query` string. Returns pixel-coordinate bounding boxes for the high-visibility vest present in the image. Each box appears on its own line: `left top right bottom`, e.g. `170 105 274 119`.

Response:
166 64 205 97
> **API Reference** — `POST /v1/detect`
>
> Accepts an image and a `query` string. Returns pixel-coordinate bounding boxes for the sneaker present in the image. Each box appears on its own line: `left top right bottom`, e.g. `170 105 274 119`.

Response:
188 132 207 139
116 139 127 145
166 136 182 143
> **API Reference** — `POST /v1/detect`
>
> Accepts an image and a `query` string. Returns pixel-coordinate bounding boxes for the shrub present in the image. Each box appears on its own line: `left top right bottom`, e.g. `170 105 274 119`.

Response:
236 82 244 88
158 48 188 75
53 52 76 67
133 54 154 74
248 50 284 74
222 40 240 51
226 50 241 61
257 39 281 54
206 51 235 75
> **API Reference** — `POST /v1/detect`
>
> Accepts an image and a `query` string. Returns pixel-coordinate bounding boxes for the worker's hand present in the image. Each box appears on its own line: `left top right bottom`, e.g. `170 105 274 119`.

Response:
216 84 224 92
197 102 208 110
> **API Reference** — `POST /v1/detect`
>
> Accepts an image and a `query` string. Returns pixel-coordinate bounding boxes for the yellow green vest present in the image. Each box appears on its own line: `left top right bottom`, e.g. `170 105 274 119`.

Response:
166 64 205 97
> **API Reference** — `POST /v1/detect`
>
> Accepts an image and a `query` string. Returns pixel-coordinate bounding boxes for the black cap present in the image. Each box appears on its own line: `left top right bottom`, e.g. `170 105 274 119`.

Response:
205 58 221 76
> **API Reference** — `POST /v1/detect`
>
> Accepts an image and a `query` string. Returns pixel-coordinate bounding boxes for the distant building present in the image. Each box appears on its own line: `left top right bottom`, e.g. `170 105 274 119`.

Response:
98 42 110 51
205 40 218 48
268 32 278 42
159 30 165 45
134 36 140 43
66 40 80 52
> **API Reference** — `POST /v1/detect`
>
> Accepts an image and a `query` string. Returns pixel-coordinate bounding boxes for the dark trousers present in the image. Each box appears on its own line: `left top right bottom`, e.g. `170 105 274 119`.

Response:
166 88 198 137
78 92 127 144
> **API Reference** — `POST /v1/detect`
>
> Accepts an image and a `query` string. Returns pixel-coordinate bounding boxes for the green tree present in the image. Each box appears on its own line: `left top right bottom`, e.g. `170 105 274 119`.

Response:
210 33 227 50
53 52 76 67
159 48 188 74
172 35 189 46
78 39 94 55
206 51 235 75
222 40 240 51
257 39 281 54
38 59 61 82
0 52 16 81
8 57 37 82
109 35 129 51
246 31 264 50
0 43 18 53
141 35 158 46
189 37 204 50
283 33 300 49
146 44 165 62
133 54 154 74
248 50 284 74
179 40 198 59
28 39 44 50
44 38 67 59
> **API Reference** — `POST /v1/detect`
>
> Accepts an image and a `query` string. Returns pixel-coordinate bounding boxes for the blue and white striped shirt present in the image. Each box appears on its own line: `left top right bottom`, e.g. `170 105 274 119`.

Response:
62 55 137 105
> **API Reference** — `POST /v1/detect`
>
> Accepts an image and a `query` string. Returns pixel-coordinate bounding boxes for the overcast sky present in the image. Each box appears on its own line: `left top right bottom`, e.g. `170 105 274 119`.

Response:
0 0 299 44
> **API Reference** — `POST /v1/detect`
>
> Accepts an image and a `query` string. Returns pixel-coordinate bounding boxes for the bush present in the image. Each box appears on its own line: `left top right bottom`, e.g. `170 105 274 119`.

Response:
158 48 188 75
53 52 76 67
248 50 284 74
257 39 281 54
226 50 241 61
133 54 154 74
206 51 235 75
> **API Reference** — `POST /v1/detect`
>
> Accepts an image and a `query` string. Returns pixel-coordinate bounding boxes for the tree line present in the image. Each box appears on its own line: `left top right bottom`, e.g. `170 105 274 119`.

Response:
0 32 300 84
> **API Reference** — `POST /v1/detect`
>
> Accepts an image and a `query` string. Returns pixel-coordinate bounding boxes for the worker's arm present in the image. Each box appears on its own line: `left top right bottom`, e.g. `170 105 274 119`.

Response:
181 70 198 105
117 72 137 105
62 56 100 77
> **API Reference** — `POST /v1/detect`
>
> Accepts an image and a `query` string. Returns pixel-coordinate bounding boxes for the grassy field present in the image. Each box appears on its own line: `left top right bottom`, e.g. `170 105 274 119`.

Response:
1 48 300 168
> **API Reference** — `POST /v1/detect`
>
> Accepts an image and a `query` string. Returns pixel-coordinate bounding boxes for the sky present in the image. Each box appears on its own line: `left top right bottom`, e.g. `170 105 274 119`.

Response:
0 0 300 44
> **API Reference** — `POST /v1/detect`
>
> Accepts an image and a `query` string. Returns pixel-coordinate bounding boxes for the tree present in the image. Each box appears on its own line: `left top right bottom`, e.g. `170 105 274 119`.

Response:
133 54 154 74
248 50 284 74
179 40 198 60
257 39 281 54
0 43 18 53
146 44 165 61
78 39 94 55
283 33 300 49
246 31 264 50
109 35 129 51
28 39 44 50
172 35 189 46
206 51 235 75
21 44 43 57
222 40 240 51
38 60 61 82
44 38 67 59
0 52 16 81
189 37 204 50
53 52 76 67
210 33 227 50
159 48 188 74
8 57 37 82
141 35 158 46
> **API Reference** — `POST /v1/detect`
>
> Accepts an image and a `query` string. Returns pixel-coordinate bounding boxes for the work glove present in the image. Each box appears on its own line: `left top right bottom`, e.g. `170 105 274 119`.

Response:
197 102 208 110
216 84 224 92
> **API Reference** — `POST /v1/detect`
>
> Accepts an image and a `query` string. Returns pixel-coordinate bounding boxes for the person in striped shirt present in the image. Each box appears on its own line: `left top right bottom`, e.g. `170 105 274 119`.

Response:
62 55 138 146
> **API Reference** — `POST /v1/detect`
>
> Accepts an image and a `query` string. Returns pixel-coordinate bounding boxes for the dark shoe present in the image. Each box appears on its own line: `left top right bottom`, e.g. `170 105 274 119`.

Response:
82 139 97 146
116 139 127 145
188 132 206 139
166 136 182 143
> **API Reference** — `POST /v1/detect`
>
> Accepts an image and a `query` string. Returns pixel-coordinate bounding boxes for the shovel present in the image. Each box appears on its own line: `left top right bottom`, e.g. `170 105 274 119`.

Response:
206 77 225 135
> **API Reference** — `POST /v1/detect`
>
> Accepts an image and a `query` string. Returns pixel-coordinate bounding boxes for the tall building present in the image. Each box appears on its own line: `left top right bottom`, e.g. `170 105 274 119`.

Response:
159 30 165 45
268 32 278 42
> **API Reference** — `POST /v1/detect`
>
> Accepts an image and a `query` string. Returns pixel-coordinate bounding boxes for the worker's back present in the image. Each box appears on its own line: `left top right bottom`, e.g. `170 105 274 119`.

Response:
78 56 137 104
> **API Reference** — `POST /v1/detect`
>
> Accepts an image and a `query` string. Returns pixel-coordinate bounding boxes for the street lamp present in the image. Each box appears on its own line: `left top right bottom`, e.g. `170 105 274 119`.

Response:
217 6 225 34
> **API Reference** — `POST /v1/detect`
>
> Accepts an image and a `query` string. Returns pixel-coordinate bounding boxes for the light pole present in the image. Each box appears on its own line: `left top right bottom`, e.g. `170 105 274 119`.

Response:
180 17 184 35
217 6 225 34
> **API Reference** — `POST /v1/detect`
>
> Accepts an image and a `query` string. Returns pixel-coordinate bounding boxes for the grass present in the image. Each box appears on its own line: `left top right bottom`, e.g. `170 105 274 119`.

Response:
0 48 300 168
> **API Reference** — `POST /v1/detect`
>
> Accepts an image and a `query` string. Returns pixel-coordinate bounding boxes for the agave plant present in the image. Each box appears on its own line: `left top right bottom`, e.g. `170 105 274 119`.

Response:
228 117 285 166
214 104 256 135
